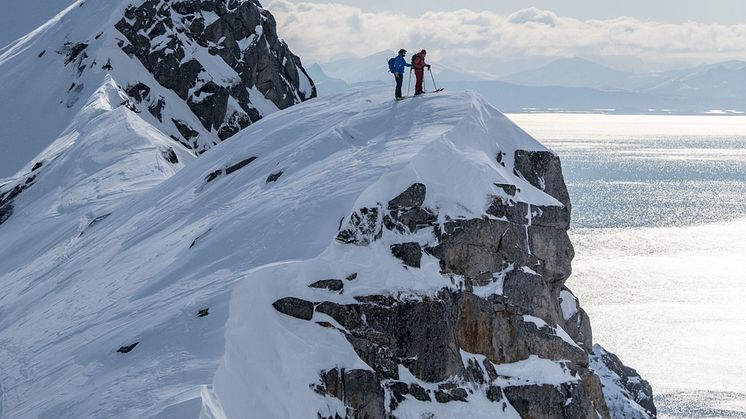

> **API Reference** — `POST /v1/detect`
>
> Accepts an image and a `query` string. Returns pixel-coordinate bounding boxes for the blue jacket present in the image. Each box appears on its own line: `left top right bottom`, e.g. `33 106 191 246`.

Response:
392 54 411 74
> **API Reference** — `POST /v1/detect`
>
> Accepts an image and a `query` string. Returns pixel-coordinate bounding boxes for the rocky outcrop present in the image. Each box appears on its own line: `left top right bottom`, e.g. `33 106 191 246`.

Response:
115 0 315 150
203 156 258 183
0 174 37 225
273 150 656 418
590 345 657 418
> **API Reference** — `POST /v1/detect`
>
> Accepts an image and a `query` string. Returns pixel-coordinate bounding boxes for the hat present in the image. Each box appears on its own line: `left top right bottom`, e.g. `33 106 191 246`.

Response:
420 49 427 55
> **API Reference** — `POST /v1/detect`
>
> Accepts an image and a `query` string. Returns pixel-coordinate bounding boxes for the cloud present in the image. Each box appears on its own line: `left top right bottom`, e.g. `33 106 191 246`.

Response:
266 0 746 72
508 7 558 27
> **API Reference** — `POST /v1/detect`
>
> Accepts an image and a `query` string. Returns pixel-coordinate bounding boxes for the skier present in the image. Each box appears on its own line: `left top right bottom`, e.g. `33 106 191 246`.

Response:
388 49 411 100
412 49 431 96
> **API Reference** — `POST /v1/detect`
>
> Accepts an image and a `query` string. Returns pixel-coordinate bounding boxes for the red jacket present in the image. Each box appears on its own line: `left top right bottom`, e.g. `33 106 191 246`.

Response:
412 53 428 70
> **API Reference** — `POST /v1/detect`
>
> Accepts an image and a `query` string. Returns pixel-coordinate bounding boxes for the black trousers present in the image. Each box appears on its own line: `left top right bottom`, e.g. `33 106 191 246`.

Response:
394 73 403 98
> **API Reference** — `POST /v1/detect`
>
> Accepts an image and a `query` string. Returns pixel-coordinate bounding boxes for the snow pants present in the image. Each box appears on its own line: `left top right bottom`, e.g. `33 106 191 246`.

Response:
414 69 425 95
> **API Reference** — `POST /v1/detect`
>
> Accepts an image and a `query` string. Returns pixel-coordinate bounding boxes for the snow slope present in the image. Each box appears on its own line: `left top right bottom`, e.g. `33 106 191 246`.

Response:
0 76 197 417
0 0 314 178
0 75 193 288
0 85 571 417
0 0 198 177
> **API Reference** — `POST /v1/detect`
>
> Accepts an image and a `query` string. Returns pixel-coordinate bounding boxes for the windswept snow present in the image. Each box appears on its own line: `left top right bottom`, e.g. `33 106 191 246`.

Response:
0 76 193 277
0 85 565 418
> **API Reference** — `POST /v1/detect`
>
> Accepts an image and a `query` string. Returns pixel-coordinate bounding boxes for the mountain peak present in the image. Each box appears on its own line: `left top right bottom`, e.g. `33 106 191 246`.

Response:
0 88 653 418
0 0 316 178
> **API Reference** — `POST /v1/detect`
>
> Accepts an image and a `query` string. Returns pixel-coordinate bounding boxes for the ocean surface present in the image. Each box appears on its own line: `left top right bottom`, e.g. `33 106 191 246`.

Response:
508 113 746 419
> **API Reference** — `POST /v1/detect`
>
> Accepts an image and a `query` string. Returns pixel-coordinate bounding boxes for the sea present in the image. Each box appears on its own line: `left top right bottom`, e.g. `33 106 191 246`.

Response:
508 113 746 419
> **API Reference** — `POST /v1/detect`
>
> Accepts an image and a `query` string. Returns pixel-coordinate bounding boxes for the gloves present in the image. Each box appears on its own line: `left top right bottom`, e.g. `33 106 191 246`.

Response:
427 65 432 69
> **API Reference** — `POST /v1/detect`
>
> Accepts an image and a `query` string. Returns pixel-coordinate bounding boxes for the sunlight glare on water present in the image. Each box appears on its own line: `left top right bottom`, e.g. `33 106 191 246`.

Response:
510 114 746 229
508 113 746 418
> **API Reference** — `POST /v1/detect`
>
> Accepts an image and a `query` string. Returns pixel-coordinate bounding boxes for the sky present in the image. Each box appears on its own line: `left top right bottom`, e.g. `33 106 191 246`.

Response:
266 0 746 75
278 0 746 25
1 1 744 77
0 0 74 47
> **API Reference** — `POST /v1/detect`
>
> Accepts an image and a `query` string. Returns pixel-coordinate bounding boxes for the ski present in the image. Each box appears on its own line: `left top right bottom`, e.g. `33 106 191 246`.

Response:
416 89 445 95
395 89 445 101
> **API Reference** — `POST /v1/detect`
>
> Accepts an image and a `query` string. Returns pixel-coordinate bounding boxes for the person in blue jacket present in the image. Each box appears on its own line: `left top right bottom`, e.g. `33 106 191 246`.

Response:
389 49 411 99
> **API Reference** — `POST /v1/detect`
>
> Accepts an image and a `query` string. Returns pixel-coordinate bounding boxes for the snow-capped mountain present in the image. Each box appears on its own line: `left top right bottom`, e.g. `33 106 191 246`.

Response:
306 62 349 96
1 2 655 418
0 75 194 270
0 0 315 178
0 80 655 417
640 60 746 99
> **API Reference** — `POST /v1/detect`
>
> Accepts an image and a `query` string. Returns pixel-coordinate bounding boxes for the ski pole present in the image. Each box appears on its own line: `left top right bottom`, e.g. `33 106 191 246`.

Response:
429 68 438 91
407 68 412 96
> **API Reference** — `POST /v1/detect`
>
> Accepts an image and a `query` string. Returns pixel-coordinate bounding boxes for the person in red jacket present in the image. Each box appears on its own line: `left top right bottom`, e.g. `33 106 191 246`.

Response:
412 49 431 96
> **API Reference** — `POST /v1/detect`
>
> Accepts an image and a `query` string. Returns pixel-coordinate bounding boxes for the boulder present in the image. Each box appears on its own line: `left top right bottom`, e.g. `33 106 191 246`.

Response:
390 242 423 268
388 183 427 209
504 369 610 419
309 279 345 292
514 150 571 209
272 297 314 321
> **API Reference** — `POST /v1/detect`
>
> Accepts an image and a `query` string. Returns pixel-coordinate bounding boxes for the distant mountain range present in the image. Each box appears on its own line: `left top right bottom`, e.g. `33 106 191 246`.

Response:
501 57 746 99
318 50 489 84
500 57 633 89
314 53 746 114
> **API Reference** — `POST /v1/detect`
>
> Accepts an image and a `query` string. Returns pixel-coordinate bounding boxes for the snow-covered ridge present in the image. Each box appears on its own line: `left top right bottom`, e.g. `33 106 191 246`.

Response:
0 77 192 285
0 85 653 418
0 0 315 178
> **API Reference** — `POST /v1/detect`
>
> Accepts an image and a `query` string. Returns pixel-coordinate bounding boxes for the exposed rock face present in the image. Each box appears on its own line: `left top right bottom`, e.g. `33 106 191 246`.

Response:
591 345 657 418
0 174 37 225
502 371 607 419
115 0 315 150
316 368 387 419
309 279 345 292
273 151 656 418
